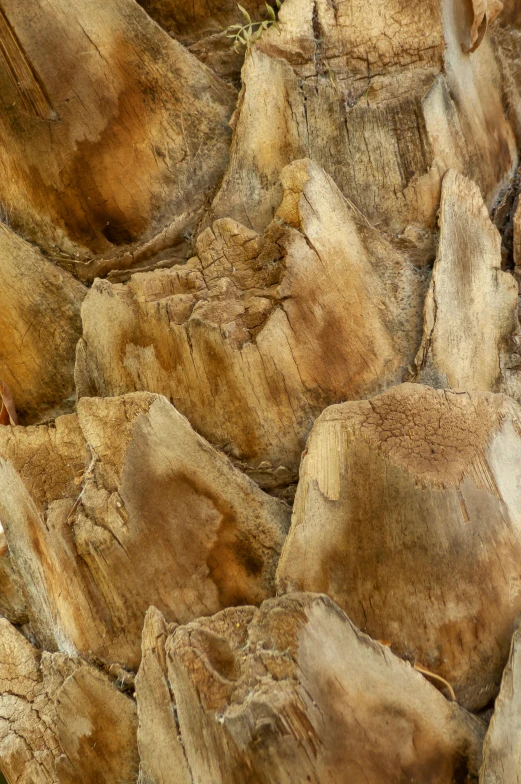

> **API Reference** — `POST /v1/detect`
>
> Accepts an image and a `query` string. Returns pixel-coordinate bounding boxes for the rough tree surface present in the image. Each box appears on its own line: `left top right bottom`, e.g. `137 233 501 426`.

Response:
76 159 426 487
135 594 485 784
480 626 521 783
0 393 289 669
0 0 519 780
277 383 521 711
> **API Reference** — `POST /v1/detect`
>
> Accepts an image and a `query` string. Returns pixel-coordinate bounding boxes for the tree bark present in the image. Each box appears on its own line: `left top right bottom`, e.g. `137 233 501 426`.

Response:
0 0 520 781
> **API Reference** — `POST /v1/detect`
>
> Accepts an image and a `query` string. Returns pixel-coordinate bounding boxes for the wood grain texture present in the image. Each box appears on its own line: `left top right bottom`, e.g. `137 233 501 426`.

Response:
277 383 521 711
76 159 426 488
205 0 517 242
414 169 521 395
135 594 485 784
480 626 521 784
0 223 86 424
0 394 289 669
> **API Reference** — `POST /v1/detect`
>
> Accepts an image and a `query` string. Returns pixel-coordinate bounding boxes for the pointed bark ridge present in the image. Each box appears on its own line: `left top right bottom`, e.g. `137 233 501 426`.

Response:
277 383 521 711
480 625 521 783
0 0 236 268
0 393 290 670
0 618 138 784
414 169 521 397
75 158 427 490
206 0 517 244
135 595 485 784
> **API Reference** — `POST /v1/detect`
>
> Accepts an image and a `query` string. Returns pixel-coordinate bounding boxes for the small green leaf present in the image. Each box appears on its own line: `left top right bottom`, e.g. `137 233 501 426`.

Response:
266 3 276 20
275 0 282 8
237 4 252 24
274 21 281 32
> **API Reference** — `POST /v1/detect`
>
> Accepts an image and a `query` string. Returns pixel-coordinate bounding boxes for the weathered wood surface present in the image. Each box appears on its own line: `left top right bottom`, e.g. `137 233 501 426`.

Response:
480 626 521 784
0 0 235 267
277 383 521 711
137 0 267 41
0 393 289 669
0 551 26 626
414 169 521 395
0 223 86 424
136 594 485 784
206 0 518 241
0 0 518 781
0 618 138 784
76 159 426 489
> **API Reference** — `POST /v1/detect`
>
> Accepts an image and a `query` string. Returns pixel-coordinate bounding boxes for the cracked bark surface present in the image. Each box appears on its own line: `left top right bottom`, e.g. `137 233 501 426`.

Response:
0 617 138 784
76 158 426 489
206 0 518 248
277 383 521 711
0 393 289 670
135 594 485 784
0 0 520 780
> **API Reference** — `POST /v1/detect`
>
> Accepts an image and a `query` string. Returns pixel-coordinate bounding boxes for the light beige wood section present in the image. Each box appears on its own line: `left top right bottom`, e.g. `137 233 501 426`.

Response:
76 159 426 488
277 383 521 711
415 169 520 395
135 594 485 784
0 393 289 669
480 626 521 784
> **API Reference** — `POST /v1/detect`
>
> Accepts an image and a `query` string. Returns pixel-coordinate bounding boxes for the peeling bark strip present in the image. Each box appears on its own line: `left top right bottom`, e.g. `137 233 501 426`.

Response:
0 7 54 120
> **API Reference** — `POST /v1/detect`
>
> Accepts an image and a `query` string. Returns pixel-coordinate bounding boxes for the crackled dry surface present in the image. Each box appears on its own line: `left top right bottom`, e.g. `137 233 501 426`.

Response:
0 0 520 780
277 383 521 711
136 594 485 784
0 393 289 669
0 618 138 784
206 0 518 239
76 159 426 489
